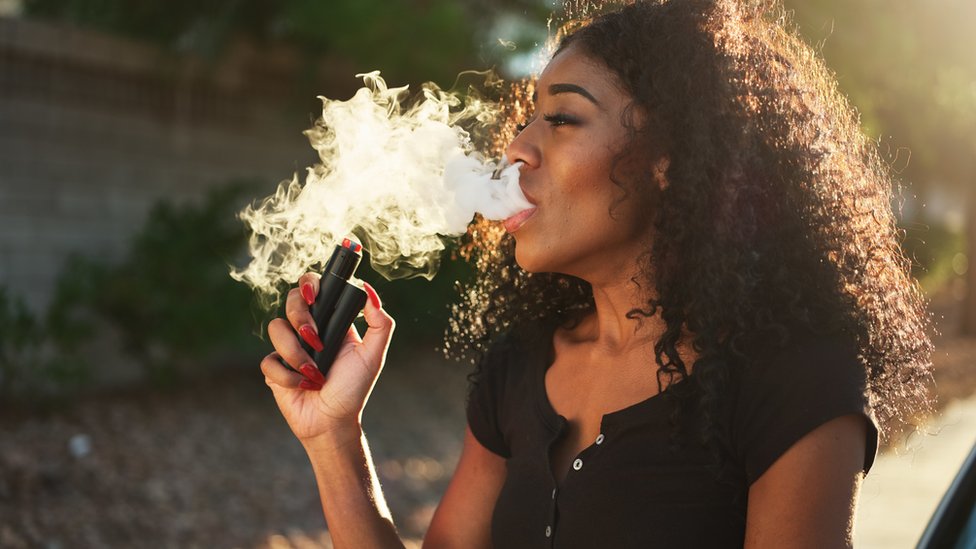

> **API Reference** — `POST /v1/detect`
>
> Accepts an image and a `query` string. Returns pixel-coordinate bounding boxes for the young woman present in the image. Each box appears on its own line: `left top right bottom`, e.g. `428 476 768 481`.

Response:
261 1 934 547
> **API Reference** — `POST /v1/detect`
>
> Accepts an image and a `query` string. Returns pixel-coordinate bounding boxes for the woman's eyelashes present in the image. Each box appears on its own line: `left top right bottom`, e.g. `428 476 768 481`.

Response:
515 112 579 133
542 112 579 127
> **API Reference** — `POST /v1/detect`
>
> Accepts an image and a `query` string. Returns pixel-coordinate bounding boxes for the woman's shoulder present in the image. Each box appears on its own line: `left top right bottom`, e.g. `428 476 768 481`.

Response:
741 326 863 384
465 322 556 458
471 322 555 385
731 325 868 417
729 325 878 483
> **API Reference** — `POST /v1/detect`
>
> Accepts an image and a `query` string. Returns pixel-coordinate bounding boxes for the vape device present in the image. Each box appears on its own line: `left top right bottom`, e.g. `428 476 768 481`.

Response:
300 238 369 375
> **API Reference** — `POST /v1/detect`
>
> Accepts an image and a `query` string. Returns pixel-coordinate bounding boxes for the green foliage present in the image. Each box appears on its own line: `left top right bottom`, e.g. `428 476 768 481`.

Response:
21 0 501 85
0 287 90 405
47 181 266 385
901 222 965 294
0 288 41 398
0 181 268 404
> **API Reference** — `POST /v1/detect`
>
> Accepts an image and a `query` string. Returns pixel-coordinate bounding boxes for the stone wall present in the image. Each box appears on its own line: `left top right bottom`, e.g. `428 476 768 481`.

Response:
0 17 320 312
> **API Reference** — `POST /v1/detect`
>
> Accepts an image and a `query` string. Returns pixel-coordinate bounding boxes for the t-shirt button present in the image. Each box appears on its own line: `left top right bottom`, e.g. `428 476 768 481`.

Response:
573 458 583 471
552 488 557 499
546 525 552 538
595 433 605 445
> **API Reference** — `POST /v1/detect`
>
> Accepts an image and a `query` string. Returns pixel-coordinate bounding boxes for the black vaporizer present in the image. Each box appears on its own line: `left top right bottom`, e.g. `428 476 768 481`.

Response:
300 238 369 375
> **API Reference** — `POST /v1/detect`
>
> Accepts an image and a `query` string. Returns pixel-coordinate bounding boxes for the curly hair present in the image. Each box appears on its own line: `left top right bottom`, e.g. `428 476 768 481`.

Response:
445 0 935 464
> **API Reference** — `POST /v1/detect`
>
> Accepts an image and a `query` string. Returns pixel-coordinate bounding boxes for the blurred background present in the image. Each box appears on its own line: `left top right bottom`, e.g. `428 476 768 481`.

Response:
0 0 973 547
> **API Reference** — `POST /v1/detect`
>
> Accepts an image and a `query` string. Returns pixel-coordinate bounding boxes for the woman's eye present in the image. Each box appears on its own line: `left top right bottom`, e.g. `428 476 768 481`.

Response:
513 113 577 133
542 112 578 127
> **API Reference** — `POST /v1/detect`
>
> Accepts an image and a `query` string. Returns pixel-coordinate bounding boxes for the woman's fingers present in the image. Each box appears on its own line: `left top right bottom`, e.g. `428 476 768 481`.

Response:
298 272 321 306
299 363 326 385
359 282 395 369
268 317 315 370
286 273 322 333
299 379 323 391
261 353 325 391
260 352 304 388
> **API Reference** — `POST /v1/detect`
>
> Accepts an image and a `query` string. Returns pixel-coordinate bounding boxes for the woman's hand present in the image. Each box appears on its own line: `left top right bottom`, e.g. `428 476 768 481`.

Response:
260 274 394 443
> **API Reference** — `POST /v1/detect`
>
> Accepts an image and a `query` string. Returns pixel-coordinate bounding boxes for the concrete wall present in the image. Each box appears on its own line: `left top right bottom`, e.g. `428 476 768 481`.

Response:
0 17 319 312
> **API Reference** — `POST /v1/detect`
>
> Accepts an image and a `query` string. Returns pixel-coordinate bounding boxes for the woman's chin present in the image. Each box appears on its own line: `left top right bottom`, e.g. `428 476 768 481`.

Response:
512 244 541 274
513 242 559 275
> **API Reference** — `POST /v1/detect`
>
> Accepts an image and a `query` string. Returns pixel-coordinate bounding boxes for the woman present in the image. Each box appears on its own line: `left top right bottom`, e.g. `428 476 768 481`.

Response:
262 0 934 547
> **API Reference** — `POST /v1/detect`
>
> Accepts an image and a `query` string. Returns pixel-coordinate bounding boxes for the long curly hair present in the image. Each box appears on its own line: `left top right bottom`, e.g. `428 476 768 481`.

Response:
445 0 935 459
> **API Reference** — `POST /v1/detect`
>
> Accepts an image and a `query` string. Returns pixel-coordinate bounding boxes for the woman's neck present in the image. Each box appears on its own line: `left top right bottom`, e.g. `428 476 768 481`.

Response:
568 273 663 356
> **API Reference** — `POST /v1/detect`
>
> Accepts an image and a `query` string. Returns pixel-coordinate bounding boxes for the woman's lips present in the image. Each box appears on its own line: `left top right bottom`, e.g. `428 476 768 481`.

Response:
503 207 537 233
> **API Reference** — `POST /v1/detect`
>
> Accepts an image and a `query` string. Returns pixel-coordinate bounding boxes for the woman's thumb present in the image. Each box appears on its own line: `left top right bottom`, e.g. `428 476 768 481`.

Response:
359 282 395 366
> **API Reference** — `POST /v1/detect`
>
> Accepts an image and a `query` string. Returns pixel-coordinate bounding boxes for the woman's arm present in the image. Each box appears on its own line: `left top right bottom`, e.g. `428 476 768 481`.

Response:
423 426 508 548
298 411 505 549
302 425 404 548
744 414 869 548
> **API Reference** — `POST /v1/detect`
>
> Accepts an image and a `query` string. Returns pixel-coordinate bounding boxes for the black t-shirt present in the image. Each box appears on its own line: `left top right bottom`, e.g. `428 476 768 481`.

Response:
466 323 879 548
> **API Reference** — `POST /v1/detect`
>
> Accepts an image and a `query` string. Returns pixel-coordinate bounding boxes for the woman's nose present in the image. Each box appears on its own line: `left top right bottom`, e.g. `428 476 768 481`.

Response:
504 122 540 169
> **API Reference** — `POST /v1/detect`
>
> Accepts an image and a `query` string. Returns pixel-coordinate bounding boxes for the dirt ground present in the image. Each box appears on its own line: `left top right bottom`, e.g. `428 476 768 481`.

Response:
1 292 973 548
0 347 470 548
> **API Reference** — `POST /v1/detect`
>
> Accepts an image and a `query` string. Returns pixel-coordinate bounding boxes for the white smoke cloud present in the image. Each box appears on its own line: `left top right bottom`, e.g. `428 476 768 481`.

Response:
231 71 531 300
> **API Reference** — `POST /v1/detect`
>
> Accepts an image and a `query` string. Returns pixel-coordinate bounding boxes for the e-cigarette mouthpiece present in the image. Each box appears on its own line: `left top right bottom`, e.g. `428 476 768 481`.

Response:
300 238 369 375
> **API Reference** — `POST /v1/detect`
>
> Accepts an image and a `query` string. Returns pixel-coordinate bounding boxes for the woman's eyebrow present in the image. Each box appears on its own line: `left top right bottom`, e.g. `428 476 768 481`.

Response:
549 83 600 105
530 83 601 106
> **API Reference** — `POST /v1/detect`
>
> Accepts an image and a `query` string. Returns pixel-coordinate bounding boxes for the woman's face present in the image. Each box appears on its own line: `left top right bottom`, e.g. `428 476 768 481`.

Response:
505 44 654 282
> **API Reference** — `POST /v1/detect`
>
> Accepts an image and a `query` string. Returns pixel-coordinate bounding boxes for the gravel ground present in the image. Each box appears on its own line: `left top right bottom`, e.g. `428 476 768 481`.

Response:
0 348 469 548
1 293 974 548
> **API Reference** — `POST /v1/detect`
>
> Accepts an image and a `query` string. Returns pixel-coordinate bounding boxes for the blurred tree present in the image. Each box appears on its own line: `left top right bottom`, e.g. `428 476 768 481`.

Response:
21 0 549 87
46 182 266 385
787 0 976 335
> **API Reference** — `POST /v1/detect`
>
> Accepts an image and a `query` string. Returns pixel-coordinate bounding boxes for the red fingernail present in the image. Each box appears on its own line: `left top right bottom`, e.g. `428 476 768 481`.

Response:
363 282 381 310
299 363 326 385
299 379 322 391
298 325 324 352
301 283 316 306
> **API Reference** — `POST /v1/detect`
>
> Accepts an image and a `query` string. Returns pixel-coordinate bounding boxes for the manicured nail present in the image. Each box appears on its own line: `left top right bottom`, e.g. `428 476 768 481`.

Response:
299 363 326 385
298 324 324 352
301 283 316 306
299 379 322 391
363 282 381 310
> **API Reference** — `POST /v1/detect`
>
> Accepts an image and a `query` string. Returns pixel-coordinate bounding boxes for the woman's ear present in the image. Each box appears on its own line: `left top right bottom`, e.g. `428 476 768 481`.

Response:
653 156 671 191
